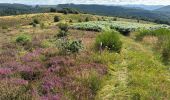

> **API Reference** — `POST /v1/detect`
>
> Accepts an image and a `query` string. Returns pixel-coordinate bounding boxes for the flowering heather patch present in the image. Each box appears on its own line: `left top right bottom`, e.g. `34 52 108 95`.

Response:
1 78 28 85
42 76 63 94
40 94 61 100
0 68 12 77
19 66 43 80
21 48 43 62
0 68 12 74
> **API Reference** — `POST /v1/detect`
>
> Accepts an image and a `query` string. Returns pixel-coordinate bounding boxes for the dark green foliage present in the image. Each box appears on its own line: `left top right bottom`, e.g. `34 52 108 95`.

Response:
57 30 69 37
58 23 69 32
57 8 79 14
54 16 60 22
0 3 47 16
114 27 132 36
78 19 82 22
50 8 56 12
85 17 90 22
32 23 37 27
1 26 8 29
95 31 122 53
58 39 83 55
113 18 117 21
20 71 42 80
15 34 32 45
131 93 141 100
33 19 40 24
57 23 69 37
69 19 73 23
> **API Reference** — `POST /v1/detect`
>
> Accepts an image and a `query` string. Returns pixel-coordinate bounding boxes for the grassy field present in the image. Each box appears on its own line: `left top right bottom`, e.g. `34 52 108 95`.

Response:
0 13 170 100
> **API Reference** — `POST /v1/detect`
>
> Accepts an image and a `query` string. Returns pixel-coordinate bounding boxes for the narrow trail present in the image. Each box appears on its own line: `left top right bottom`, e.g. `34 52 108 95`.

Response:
96 36 170 100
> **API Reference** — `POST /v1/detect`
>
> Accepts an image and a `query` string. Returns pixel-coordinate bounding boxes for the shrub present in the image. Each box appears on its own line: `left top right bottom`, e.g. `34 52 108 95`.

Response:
54 16 60 22
57 23 69 37
58 23 69 32
2 26 8 29
69 19 73 23
113 18 117 21
58 39 83 55
57 30 69 37
20 70 42 81
33 19 40 24
95 31 122 53
115 28 132 36
15 34 32 45
85 17 90 22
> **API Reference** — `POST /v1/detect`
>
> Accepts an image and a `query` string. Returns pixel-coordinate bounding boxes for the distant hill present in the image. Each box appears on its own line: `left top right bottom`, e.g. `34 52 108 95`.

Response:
122 5 164 10
155 5 170 13
0 3 48 16
57 4 170 25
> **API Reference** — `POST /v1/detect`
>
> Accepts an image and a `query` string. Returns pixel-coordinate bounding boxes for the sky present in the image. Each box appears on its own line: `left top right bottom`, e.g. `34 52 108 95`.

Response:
0 0 170 5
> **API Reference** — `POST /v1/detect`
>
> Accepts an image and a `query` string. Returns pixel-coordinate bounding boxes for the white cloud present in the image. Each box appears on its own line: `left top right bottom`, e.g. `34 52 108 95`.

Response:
0 0 170 5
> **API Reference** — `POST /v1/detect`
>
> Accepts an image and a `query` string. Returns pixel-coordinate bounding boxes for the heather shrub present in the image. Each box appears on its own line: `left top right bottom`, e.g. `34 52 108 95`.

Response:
15 34 32 45
20 70 42 81
0 80 29 100
54 16 60 22
95 30 122 53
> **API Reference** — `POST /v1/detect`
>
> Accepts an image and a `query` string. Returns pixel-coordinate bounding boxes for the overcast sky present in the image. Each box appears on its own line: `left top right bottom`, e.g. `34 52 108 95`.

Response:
0 0 170 5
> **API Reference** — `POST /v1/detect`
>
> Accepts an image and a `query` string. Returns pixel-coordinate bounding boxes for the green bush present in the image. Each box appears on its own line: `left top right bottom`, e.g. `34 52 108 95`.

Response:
1 26 8 29
15 34 32 45
58 23 69 32
95 31 122 53
57 30 69 37
33 19 40 24
54 16 60 22
58 39 83 55
57 23 69 37
85 17 90 22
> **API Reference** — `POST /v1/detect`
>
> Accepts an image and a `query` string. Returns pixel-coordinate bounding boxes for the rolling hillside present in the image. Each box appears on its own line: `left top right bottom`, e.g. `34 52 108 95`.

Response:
0 12 170 99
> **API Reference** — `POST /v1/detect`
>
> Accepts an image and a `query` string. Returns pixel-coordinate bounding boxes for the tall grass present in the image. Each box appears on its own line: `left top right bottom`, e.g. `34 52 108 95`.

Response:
136 28 170 65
